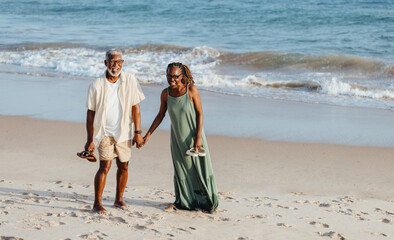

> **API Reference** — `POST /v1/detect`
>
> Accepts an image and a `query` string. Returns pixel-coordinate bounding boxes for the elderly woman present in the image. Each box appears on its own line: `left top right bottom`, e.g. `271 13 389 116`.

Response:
143 62 218 213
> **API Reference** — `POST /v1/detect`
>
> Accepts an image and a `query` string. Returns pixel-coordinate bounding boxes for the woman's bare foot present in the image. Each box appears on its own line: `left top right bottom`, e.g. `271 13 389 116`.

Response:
165 204 177 212
114 200 127 210
92 205 108 214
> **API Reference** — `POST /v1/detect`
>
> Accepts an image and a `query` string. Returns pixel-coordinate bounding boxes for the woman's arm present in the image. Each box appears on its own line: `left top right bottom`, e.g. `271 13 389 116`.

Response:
189 84 204 150
143 89 168 144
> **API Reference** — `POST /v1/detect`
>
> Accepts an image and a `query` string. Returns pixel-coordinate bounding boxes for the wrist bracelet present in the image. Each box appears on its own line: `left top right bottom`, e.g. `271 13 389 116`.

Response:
134 130 142 134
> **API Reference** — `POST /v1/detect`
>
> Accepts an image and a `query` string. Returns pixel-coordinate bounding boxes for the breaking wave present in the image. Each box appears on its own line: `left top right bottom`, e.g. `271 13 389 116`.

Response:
0 43 393 109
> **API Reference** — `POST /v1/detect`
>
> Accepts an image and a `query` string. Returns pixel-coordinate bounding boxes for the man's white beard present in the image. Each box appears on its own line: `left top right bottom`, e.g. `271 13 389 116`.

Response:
108 69 121 77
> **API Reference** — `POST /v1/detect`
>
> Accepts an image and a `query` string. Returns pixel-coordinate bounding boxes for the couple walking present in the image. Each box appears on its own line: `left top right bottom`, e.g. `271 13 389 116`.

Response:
80 49 218 214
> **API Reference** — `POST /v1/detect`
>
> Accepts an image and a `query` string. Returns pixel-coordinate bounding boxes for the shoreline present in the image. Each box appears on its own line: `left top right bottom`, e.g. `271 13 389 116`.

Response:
1 69 394 147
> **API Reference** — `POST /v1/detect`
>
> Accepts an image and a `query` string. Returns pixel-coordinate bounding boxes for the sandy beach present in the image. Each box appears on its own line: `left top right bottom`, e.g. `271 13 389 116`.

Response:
0 115 393 240
2 1 394 238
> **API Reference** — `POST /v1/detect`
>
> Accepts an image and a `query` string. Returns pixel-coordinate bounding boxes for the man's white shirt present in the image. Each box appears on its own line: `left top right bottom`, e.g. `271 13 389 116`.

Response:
104 80 122 139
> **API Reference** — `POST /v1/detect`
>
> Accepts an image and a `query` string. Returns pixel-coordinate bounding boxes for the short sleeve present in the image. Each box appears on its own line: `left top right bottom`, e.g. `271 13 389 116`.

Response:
131 76 145 106
86 83 96 111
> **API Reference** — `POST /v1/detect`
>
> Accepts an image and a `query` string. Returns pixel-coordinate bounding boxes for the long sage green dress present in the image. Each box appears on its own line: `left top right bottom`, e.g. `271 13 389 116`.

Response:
167 86 218 213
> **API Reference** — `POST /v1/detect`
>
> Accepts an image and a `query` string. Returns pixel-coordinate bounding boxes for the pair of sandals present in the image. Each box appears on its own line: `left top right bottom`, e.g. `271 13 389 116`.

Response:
186 147 206 157
76 151 97 162
78 147 204 161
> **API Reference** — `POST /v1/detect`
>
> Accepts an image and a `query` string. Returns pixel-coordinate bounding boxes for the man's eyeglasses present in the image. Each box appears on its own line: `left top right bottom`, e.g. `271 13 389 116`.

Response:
108 60 124 65
167 74 182 80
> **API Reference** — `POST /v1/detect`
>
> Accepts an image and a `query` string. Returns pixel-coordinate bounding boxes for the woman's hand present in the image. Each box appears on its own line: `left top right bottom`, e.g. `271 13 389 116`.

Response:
143 132 151 145
194 137 202 150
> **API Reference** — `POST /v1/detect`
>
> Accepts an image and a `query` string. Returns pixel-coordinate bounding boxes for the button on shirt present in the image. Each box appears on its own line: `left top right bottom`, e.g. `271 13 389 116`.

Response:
86 71 145 145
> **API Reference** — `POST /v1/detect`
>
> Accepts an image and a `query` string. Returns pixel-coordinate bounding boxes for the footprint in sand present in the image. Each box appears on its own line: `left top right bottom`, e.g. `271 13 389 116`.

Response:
78 230 108 240
21 192 39 197
309 221 329 228
276 222 292 228
375 208 394 216
215 208 228 213
133 224 148 231
0 237 24 240
247 214 269 219
294 200 310 204
338 196 355 203
337 209 371 221
291 192 305 196
111 216 128 224
219 217 231 222
368 232 388 237
318 203 331 208
18 217 66 230
274 204 298 210
2 200 16 204
264 197 279 201
219 192 239 202
381 218 391 224
338 209 352 216
54 181 73 189
41 213 54 217
206 215 231 222
317 231 345 240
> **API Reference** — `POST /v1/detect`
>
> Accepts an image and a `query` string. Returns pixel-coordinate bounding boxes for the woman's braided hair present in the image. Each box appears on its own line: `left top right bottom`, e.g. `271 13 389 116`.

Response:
167 62 195 84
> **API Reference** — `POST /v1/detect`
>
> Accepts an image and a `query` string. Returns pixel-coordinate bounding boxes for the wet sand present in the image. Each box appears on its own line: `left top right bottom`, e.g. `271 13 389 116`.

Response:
1 68 394 147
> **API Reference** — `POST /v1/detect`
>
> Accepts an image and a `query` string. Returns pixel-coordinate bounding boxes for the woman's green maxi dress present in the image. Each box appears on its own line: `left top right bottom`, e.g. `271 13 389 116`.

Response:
167 87 218 213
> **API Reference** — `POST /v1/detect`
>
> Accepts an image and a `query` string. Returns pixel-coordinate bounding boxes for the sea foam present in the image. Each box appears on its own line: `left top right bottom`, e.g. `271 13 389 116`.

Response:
0 45 393 110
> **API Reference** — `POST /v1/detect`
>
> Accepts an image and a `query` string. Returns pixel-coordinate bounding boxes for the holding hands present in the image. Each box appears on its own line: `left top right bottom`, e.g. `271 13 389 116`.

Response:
142 132 151 146
132 132 144 149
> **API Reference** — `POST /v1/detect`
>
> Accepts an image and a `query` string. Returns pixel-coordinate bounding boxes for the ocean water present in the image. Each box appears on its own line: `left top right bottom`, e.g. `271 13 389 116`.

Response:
0 0 393 110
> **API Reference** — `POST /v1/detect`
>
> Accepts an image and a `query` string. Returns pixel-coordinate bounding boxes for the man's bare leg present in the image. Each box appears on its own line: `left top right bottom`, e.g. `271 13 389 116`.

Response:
93 160 112 214
114 158 128 209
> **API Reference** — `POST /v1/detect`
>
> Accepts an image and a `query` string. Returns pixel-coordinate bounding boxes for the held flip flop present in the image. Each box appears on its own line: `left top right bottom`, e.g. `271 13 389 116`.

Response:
186 148 199 157
186 147 206 157
76 151 97 162
197 147 206 157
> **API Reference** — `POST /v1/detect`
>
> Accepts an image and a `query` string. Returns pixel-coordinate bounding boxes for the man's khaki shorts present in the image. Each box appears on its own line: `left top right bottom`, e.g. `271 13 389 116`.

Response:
98 136 132 162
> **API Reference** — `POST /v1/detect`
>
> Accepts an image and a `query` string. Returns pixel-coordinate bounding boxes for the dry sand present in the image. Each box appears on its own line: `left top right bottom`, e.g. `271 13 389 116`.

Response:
0 115 393 240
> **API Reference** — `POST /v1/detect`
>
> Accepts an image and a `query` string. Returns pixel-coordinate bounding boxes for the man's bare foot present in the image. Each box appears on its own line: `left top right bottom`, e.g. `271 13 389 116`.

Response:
114 200 127 210
165 204 177 212
92 205 108 214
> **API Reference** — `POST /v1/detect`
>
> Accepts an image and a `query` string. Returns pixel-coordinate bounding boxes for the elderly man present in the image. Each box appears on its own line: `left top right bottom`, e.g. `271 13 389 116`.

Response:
83 49 145 214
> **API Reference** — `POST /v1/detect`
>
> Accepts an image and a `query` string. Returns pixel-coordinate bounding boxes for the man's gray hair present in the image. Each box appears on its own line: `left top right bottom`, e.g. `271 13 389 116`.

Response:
105 49 123 60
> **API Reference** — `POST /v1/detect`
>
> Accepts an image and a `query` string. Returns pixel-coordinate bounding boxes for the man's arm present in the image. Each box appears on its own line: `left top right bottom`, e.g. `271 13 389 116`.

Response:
85 109 95 152
132 104 143 148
